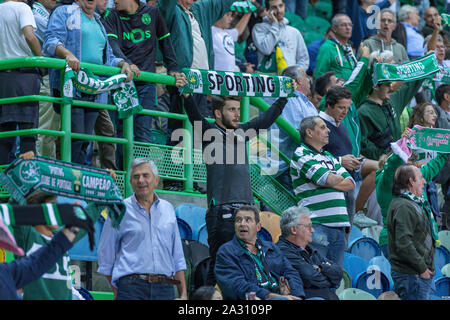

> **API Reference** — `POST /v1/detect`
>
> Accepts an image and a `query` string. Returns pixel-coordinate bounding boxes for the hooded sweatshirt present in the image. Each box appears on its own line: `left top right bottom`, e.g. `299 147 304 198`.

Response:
252 16 309 72
361 34 409 65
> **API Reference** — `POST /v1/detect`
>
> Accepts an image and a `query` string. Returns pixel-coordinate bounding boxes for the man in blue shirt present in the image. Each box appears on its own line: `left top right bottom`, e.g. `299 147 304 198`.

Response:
97 158 187 300
398 4 424 59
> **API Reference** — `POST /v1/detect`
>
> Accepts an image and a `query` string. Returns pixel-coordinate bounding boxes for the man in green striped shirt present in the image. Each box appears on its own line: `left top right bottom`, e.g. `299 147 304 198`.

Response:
290 116 355 267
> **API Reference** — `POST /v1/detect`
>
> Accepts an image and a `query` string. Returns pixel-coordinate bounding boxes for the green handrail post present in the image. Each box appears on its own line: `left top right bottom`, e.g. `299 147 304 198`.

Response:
182 103 194 193
123 116 134 197
240 96 250 123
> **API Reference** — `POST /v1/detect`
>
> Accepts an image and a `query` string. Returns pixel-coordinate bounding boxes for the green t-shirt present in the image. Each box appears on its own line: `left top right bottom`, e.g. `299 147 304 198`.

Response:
13 226 72 300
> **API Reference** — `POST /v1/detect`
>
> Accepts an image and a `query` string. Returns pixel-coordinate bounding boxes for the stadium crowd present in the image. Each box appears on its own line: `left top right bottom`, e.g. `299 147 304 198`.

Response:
0 0 449 301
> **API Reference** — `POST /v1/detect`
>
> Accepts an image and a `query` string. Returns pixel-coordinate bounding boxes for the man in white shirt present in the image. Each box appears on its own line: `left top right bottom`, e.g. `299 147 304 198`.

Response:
0 0 43 165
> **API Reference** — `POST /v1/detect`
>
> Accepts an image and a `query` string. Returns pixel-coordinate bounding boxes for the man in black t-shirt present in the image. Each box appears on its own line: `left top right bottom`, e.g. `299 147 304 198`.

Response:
102 0 185 169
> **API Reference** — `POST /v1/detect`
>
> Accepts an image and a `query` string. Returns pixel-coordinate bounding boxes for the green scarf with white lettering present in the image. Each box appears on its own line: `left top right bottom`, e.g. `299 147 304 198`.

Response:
372 53 440 86
230 1 257 12
63 65 142 119
408 126 450 153
181 68 295 98
0 156 125 229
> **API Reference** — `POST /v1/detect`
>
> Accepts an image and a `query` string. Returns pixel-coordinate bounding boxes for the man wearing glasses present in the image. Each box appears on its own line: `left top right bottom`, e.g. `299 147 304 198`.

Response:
360 9 409 64
277 206 343 300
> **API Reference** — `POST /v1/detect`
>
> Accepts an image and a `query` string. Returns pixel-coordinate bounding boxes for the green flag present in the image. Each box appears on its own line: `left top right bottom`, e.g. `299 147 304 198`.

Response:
230 1 257 13
408 125 450 153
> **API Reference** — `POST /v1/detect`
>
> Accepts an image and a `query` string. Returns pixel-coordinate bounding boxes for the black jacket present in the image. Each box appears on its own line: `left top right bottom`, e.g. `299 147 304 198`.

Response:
276 236 342 299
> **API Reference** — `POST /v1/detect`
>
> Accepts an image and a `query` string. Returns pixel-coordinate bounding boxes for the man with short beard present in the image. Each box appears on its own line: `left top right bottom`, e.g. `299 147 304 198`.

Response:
181 87 294 286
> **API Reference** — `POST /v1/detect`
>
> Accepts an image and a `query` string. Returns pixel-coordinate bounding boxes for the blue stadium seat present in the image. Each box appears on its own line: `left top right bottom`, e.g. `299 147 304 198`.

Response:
368 255 394 290
434 277 450 298
348 226 364 249
196 223 209 247
348 237 382 263
177 218 193 240
438 230 450 252
175 204 206 240
344 252 368 287
355 266 392 298
69 219 104 261
435 246 450 274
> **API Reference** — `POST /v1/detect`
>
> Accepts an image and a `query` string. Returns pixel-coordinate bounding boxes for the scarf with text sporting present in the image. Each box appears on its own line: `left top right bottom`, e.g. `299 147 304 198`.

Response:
0 203 96 250
230 1 257 12
180 68 295 98
408 125 450 154
372 52 440 86
63 65 142 119
0 156 125 229
400 192 439 243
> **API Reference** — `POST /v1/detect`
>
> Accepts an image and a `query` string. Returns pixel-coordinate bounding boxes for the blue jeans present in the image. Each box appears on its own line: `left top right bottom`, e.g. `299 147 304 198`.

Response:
284 0 308 19
310 224 347 268
391 271 432 300
116 275 175 300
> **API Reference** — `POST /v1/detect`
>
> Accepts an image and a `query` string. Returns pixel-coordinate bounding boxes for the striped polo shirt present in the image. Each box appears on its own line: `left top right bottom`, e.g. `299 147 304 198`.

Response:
290 143 352 227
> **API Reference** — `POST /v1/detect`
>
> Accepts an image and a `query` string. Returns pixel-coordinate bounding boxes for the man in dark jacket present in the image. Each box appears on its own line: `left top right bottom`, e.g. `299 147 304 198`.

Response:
277 206 342 300
387 164 437 300
215 205 305 300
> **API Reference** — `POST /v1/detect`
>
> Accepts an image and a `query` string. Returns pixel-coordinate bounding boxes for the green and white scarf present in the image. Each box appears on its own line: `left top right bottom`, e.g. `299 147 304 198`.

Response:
401 191 439 242
442 13 450 26
0 203 96 249
0 156 125 229
181 68 295 98
63 65 142 119
230 1 257 13
408 125 450 154
372 52 440 86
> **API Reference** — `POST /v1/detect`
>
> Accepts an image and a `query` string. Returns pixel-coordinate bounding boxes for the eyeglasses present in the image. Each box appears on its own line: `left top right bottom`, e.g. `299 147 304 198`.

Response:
380 19 395 24
297 223 314 230
338 23 353 28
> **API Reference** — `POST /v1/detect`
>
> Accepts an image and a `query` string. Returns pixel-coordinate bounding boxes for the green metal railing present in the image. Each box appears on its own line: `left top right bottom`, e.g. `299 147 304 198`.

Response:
0 57 301 214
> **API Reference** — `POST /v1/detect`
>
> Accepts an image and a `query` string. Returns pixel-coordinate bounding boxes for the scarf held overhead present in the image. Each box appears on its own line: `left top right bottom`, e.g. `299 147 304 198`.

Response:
0 156 125 228
230 1 257 12
408 125 450 153
181 68 295 98
63 65 142 119
372 52 440 86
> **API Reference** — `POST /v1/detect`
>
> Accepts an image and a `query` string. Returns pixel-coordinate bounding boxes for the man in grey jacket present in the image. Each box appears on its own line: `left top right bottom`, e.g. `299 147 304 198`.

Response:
252 0 309 72
360 9 408 64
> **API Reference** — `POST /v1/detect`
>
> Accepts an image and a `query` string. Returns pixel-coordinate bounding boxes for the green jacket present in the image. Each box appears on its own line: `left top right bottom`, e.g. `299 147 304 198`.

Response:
376 152 448 247
158 0 235 69
358 79 423 161
387 196 435 275
315 39 356 80
319 56 371 157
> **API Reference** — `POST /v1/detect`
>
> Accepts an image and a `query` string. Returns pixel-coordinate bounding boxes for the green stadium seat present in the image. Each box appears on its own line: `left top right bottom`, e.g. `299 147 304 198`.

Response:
89 291 114 300
338 288 377 300
285 12 307 34
304 16 331 35
312 1 332 21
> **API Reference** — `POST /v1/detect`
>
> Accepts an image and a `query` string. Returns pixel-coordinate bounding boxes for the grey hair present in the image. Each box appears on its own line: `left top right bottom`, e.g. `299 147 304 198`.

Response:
331 13 350 27
130 158 159 176
398 5 417 22
299 116 320 141
281 65 304 80
380 8 397 24
424 34 444 48
280 206 311 237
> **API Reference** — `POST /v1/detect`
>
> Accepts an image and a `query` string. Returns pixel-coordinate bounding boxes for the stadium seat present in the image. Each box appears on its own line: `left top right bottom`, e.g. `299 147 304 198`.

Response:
355 266 392 297
336 269 352 296
435 245 450 274
259 211 281 243
312 1 332 21
361 225 383 243
338 288 376 300
69 219 104 261
175 204 206 240
258 227 273 242
284 12 307 34
304 16 331 35
344 252 368 286
434 277 450 298
348 237 382 263
438 230 450 252
89 291 114 300
196 223 209 247
348 226 364 248
428 294 444 300
177 218 193 240
442 263 450 277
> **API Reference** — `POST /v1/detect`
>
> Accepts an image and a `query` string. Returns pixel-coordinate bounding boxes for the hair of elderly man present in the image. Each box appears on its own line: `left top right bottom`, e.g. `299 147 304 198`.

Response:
331 13 350 27
299 116 321 141
280 206 311 237
398 5 417 22
235 205 260 223
380 8 397 24
281 65 304 80
423 34 444 48
130 158 159 177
